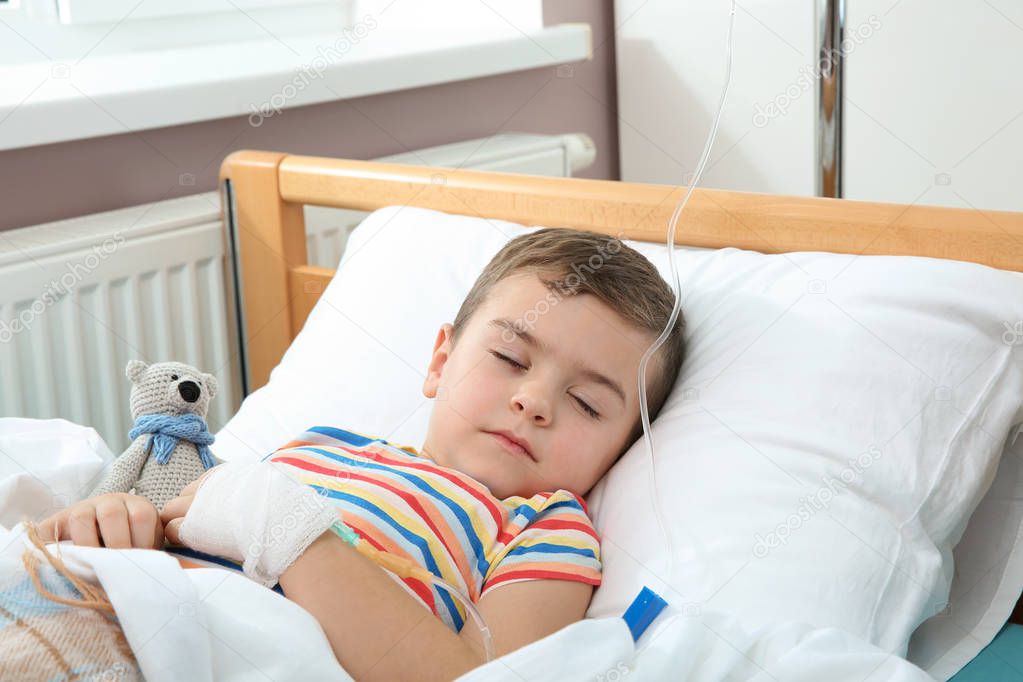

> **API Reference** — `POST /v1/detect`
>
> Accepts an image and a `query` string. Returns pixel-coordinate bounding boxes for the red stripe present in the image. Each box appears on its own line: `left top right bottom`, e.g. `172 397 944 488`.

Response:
278 443 507 531
402 576 437 612
574 493 591 516
527 518 600 543
354 446 507 528
483 570 602 591
336 517 439 612
272 454 462 561
353 525 385 551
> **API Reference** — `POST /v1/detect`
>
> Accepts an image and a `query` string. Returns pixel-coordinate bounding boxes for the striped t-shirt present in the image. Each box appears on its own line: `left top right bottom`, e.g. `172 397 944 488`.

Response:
169 426 602 633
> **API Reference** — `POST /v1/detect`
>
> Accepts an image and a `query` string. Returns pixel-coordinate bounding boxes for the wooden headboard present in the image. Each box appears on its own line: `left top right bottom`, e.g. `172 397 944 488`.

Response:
217 149 1023 395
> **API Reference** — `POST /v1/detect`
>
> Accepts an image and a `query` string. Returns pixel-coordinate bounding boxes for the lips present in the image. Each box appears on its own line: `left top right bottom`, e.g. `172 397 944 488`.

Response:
486 430 535 461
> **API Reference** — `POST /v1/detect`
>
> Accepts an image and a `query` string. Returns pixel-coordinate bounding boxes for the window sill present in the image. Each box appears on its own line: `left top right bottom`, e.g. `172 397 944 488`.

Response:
0 22 591 152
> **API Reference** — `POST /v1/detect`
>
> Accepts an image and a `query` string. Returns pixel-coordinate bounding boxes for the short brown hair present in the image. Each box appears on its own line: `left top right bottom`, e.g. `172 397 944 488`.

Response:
450 227 686 453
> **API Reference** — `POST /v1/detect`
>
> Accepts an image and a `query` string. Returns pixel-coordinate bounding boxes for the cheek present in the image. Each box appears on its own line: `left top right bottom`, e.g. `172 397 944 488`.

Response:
446 360 505 417
560 426 614 470
455 359 504 398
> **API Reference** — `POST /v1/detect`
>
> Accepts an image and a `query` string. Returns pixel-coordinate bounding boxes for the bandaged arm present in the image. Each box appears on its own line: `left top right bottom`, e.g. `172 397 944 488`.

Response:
176 459 485 681
176 459 338 588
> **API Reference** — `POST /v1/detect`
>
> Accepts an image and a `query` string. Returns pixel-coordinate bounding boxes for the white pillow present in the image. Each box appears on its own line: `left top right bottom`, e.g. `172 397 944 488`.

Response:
213 205 1023 661
906 424 1023 680
581 241 1023 658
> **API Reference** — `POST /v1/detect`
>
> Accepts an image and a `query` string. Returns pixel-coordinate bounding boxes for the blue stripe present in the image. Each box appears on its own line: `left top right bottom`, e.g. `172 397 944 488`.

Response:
507 498 585 528
290 445 492 577
539 499 585 514
507 502 541 523
505 542 597 560
310 485 463 630
307 426 382 447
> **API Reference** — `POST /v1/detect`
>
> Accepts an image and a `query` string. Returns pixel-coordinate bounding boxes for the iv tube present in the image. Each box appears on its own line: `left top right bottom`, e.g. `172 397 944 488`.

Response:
327 1 739 664
330 520 495 663
636 0 738 597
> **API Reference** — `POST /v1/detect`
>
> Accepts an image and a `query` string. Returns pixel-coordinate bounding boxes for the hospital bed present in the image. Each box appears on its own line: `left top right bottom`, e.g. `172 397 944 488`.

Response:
3 150 1021 681
206 150 1023 680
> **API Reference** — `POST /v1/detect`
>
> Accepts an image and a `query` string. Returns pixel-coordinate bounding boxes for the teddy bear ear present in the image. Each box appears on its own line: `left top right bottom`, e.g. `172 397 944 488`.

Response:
203 373 219 399
126 360 148 383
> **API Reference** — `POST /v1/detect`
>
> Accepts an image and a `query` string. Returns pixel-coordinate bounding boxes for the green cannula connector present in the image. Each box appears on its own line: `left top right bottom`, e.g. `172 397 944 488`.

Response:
329 519 360 546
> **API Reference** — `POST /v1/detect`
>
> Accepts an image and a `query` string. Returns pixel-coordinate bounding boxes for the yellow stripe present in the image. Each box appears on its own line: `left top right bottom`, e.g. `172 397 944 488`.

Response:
286 464 465 586
513 533 599 553
339 446 499 551
486 532 600 570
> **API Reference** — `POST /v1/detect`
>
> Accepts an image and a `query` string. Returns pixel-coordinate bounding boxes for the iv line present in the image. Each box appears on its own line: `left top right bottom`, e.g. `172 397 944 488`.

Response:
326 1 738 664
329 519 495 663
636 0 738 602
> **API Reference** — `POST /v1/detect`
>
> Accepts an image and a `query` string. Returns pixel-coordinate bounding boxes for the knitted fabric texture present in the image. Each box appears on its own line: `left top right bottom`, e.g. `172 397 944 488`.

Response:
0 521 142 680
130 414 216 469
88 360 221 511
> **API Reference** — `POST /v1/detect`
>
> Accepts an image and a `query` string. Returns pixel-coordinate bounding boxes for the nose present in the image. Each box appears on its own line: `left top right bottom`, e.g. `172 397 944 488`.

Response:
178 380 200 403
511 383 550 425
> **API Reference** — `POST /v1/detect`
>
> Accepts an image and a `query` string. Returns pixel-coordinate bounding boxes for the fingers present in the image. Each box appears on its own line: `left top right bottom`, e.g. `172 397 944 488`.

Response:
94 496 133 549
159 493 193 547
68 505 102 547
34 494 166 550
34 514 61 545
124 495 163 549
159 494 192 526
164 517 183 546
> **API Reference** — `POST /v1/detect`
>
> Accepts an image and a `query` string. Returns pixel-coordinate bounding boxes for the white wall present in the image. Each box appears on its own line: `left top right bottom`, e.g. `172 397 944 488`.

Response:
844 0 1023 212
615 0 1023 213
614 0 816 196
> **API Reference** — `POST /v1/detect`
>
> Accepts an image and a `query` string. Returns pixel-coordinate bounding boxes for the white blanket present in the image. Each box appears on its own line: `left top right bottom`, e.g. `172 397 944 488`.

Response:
0 418 936 681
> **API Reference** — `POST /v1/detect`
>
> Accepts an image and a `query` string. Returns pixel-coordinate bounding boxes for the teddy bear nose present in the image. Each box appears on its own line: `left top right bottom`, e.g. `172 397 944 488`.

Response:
178 381 200 403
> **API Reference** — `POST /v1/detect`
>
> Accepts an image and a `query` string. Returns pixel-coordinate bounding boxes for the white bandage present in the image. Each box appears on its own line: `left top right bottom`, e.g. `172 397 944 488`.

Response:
177 459 339 587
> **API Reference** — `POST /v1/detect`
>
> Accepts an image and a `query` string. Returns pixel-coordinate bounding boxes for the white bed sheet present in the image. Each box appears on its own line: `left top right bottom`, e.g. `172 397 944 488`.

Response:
3 526 937 682
0 418 937 681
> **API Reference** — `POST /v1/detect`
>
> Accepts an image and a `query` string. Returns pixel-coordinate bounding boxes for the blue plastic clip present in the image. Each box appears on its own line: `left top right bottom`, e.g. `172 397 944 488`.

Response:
622 586 667 642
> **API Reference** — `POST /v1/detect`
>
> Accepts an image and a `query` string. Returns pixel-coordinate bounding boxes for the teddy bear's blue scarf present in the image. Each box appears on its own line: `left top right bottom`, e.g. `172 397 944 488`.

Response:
129 414 216 469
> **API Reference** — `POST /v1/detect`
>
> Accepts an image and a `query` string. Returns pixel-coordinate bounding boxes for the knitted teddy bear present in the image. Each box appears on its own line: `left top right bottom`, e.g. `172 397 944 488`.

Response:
88 360 222 512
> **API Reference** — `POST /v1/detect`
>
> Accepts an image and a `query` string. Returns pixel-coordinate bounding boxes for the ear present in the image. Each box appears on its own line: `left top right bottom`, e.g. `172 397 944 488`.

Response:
422 323 455 399
126 360 148 384
203 373 219 400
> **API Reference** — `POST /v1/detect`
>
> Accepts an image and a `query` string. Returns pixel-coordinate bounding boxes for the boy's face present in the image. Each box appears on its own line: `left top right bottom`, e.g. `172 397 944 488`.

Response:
421 272 659 499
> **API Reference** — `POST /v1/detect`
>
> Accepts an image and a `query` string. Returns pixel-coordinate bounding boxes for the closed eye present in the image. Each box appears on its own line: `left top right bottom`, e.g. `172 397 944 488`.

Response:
490 350 526 371
490 350 601 420
575 398 600 419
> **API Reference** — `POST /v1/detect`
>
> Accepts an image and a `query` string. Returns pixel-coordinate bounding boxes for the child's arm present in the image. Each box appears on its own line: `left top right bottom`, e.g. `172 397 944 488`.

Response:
279 531 593 682
279 531 481 681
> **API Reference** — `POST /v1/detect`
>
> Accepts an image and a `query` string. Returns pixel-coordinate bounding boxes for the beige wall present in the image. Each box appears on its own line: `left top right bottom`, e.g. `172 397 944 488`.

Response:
0 1 618 232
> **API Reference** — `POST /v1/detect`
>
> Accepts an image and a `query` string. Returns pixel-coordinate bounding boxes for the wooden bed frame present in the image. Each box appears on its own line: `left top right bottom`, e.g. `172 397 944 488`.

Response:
218 149 1023 394
219 148 1023 623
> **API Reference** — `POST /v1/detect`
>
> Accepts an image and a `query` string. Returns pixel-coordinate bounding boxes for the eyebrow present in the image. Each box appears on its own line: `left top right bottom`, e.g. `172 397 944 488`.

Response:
488 317 627 404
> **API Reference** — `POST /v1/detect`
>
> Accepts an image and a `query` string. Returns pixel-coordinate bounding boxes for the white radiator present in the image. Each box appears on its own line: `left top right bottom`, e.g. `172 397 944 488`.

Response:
0 132 595 453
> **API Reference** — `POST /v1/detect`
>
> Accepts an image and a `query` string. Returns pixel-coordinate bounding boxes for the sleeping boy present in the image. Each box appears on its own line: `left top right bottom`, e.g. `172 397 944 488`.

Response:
38 227 686 681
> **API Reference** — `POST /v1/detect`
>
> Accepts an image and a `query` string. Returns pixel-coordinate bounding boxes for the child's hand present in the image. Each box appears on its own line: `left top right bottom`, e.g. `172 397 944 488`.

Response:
160 467 218 546
159 459 338 587
36 493 164 550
